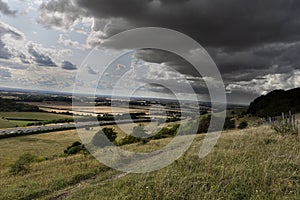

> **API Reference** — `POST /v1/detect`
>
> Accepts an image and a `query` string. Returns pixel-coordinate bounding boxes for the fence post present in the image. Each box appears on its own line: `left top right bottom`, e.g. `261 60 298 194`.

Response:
297 120 299 138
292 115 296 130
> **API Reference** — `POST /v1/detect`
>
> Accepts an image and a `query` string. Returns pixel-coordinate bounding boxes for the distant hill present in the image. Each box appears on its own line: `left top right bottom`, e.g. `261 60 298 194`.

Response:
0 98 39 112
247 88 300 117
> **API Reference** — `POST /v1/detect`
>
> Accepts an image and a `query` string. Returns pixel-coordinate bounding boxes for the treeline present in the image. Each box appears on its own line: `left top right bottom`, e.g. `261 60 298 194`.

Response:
18 95 72 102
97 112 148 121
247 88 300 117
26 118 74 126
198 115 236 133
0 98 39 112
91 125 181 147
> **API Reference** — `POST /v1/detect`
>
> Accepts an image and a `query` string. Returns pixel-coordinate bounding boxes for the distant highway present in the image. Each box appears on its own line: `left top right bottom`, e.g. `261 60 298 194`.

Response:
0 119 151 139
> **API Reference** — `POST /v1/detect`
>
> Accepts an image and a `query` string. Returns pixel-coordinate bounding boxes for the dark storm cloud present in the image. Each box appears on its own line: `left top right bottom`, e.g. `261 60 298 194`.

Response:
72 0 300 48
0 0 17 16
63 0 300 79
134 49 200 77
38 0 300 102
28 44 57 67
61 61 77 70
38 0 300 47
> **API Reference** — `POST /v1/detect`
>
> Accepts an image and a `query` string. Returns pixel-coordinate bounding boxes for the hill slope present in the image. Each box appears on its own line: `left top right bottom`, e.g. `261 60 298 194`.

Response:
0 127 299 199
247 88 300 117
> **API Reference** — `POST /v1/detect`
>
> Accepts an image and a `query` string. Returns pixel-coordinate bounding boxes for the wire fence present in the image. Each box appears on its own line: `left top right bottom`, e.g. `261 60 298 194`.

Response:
260 111 299 135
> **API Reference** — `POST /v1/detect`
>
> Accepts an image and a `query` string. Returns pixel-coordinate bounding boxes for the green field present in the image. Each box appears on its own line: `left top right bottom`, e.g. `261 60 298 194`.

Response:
0 112 74 128
0 126 299 199
0 118 14 128
0 112 73 120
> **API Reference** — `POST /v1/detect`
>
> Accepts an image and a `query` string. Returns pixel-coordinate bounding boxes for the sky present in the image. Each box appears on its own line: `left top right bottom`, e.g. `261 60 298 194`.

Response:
0 0 299 104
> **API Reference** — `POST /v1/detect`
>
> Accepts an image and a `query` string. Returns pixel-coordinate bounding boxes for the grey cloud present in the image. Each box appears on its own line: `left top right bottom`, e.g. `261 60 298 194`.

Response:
0 22 23 39
231 71 299 91
58 34 87 50
86 65 98 75
28 44 57 67
212 42 300 82
0 0 17 16
87 18 134 47
38 0 87 30
0 21 24 59
0 68 11 79
0 21 70 69
0 60 29 70
0 39 11 59
19 53 30 64
134 49 200 77
71 0 300 49
226 89 259 105
61 60 77 70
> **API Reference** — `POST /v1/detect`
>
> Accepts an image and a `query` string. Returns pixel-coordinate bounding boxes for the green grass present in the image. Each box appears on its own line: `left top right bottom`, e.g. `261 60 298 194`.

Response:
0 112 74 128
0 129 80 169
0 126 299 199
9 120 42 127
0 112 73 121
0 118 14 128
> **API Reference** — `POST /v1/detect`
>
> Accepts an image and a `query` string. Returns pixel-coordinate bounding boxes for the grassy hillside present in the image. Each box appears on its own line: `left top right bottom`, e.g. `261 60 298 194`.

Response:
0 126 299 199
248 88 300 117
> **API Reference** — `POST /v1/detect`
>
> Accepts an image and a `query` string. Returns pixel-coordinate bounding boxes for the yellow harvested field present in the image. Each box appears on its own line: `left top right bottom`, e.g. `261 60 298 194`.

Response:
26 102 150 115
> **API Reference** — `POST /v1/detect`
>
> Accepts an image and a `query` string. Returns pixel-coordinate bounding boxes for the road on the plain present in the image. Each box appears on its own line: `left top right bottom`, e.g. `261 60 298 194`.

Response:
0 119 152 138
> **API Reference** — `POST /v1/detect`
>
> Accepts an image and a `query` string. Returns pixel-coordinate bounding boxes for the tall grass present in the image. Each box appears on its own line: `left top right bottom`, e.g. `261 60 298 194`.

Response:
0 126 299 199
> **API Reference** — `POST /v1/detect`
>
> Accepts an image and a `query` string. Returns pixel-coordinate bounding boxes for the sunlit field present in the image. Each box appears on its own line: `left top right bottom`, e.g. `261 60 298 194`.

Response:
0 112 75 128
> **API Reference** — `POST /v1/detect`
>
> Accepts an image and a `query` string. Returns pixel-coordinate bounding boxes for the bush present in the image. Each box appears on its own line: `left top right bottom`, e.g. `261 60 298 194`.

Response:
117 125 147 146
271 123 297 136
64 141 88 156
238 121 248 129
198 116 236 133
132 125 147 138
10 153 35 175
152 124 180 139
92 131 110 147
224 118 236 130
92 128 118 147
102 128 118 142
117 124 181 145
198 116 211 133
118 135 142 146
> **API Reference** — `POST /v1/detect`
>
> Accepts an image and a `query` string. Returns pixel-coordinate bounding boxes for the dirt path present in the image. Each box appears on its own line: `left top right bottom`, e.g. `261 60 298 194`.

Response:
43 172 130 200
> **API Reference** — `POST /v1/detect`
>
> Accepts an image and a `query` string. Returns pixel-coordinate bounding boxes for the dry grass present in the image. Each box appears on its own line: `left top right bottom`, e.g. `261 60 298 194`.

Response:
0 126 299 199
